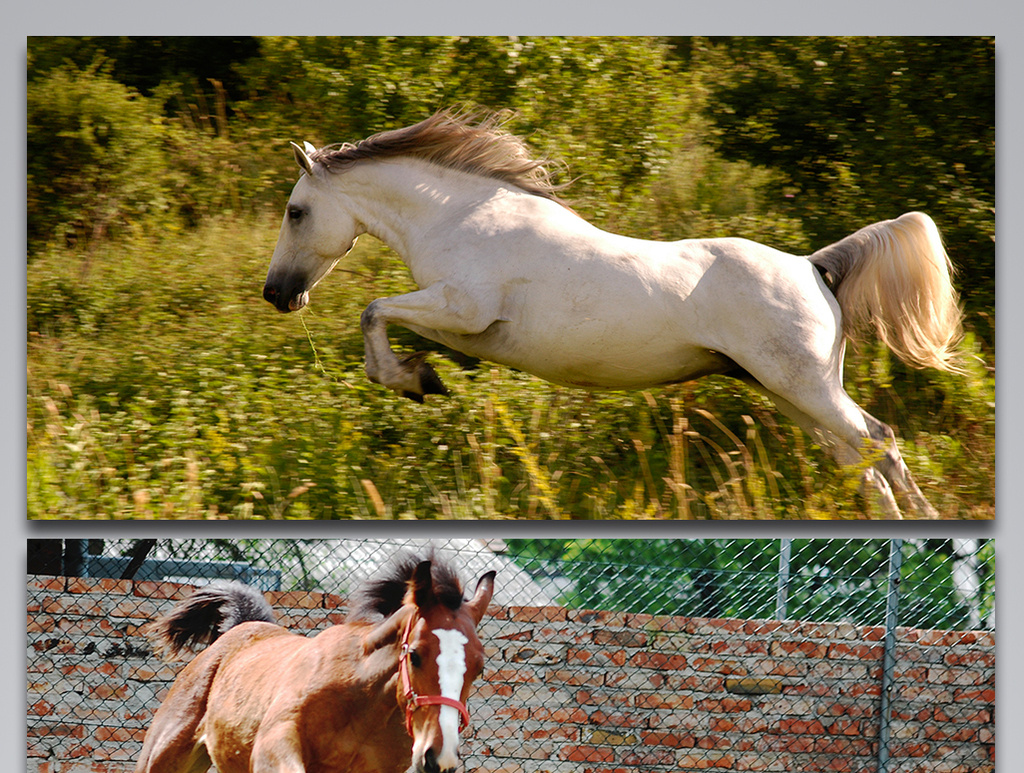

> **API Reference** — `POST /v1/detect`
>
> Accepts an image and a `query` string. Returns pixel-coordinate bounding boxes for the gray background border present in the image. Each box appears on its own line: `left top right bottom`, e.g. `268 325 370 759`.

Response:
8 9 1014 769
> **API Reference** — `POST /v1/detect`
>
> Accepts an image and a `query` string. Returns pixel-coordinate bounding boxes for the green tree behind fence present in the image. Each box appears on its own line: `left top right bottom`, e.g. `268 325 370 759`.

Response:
29 538 994 632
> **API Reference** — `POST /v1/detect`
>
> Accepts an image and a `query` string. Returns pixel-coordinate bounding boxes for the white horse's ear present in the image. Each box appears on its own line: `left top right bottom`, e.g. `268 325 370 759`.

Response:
303 140 318 156
290 141 315 175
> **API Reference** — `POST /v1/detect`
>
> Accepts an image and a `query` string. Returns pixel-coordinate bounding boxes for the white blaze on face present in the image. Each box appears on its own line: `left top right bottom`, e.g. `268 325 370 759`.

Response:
433 628 469 770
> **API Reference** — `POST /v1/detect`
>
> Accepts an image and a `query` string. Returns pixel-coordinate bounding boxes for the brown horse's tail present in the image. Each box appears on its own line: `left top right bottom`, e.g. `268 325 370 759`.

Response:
809 212 964 372
144 581 276 660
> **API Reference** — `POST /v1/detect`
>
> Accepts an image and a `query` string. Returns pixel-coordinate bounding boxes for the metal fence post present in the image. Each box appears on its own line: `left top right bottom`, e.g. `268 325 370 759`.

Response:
775 538 792 620
876 538 903 773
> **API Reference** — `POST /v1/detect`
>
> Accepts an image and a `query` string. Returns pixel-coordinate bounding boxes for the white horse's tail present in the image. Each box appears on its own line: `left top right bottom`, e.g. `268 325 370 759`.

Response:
809 212 964 372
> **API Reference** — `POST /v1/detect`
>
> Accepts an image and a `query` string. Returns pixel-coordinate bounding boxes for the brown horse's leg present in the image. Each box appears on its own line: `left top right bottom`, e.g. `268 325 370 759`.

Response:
135 721 212 773
136 653 219 773
249 721 307 773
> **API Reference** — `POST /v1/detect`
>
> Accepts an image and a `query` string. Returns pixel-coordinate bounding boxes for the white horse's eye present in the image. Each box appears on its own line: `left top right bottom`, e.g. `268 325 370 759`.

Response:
287 206 305 222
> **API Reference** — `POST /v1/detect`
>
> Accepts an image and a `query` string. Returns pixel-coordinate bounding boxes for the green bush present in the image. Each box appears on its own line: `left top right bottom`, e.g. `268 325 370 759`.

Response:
27 61 171 251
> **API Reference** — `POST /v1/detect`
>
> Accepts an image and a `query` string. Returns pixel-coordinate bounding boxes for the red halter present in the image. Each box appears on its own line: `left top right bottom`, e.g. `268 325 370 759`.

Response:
398 616 472 737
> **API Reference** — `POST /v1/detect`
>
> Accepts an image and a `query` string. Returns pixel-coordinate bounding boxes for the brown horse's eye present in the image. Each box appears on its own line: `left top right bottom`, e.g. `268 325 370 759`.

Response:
409 650 422 668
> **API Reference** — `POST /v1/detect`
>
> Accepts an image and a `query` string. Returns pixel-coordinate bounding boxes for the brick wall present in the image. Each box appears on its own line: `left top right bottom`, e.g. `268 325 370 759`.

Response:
27 576 994 773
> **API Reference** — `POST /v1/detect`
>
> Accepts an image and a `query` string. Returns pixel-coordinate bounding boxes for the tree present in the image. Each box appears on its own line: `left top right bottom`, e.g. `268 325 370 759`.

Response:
504 538 992 630
27 60 170 250
231 36 685 229
698 37 994 329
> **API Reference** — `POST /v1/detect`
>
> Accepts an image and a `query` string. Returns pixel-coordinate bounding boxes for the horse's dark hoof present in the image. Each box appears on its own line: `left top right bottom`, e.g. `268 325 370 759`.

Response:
418 366 449 397
398 352 449 401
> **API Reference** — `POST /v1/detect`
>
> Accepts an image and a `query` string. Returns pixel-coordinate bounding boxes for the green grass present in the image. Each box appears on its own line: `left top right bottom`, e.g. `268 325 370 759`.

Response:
26 218 995 519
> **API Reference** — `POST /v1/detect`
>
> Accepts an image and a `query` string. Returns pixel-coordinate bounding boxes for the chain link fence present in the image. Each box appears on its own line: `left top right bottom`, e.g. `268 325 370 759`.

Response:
28 538 994 772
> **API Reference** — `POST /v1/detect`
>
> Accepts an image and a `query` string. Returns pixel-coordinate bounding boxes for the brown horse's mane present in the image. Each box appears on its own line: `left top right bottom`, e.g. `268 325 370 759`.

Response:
312 108 568 202
347 550 465 622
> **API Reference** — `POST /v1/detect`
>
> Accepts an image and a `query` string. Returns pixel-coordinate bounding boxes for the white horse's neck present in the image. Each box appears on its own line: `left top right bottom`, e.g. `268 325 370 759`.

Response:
337 158 517 261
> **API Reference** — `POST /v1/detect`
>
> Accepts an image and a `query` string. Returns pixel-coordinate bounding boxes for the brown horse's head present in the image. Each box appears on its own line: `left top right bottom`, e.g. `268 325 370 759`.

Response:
355 554 495 773
400 560 494 773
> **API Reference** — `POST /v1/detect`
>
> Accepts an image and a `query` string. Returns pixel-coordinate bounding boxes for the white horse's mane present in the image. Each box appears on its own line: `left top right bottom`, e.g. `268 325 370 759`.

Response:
313 108 569 202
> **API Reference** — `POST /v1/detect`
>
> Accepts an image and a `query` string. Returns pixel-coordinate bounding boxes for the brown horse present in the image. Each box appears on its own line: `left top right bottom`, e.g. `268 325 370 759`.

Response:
135 553 495 773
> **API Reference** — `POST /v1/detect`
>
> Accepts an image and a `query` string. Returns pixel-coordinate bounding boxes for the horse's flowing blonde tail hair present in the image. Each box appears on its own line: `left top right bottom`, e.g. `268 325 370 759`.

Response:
810 212 964 372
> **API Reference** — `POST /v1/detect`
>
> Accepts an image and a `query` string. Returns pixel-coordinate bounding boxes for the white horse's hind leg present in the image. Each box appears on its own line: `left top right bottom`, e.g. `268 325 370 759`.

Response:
853 405 939 518
802 395 936 518
742 380 904 518
360 282 500 402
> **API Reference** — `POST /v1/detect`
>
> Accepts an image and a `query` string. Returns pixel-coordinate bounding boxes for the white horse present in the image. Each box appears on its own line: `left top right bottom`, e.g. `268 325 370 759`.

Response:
264 109 964 518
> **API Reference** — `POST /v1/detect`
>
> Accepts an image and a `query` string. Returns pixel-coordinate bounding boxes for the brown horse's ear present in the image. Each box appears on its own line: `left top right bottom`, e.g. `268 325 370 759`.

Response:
362 606 411 654
465 571 496 625
406 560 436 609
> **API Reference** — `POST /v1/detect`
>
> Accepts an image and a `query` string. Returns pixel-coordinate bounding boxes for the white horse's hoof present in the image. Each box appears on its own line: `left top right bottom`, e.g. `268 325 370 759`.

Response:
398 352 448 402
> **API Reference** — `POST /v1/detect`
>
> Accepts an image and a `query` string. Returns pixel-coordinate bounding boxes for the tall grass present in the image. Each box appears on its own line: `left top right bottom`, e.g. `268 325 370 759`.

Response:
26 219 994 519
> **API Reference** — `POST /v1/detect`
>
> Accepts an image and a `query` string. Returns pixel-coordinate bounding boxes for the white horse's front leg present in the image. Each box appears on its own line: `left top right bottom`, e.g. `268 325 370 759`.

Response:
360 282 499 402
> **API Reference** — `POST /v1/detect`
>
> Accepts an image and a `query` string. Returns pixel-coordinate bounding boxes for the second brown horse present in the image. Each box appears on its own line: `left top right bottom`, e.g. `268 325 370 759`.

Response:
135 553 495 773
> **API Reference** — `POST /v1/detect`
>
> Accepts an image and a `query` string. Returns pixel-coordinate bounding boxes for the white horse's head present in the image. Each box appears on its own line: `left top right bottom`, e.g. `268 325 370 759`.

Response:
263 142 362 313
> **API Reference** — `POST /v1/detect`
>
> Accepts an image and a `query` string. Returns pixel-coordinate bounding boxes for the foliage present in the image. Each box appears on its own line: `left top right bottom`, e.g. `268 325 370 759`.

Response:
27 36 259 98
27 60 171 250
503 538 994 630
698 36 995 331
